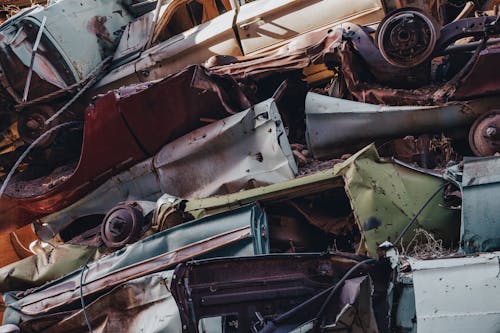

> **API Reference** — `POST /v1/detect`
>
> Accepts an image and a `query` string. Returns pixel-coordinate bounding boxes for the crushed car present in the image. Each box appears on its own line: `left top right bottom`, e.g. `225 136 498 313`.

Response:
0 1 500 332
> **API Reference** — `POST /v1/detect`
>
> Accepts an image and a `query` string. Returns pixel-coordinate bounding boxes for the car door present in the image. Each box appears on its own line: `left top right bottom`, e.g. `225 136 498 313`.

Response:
135 0 242 82
96 0 241 92
235 0 385 55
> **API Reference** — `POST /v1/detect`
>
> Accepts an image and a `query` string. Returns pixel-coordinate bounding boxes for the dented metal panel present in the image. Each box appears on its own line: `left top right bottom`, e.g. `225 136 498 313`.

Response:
2 204 269 326
305 92 500 159
409 252 500 332
153 97 297 199
0 65 251 235
340 147 459 256
461 156 500 253
97 7 241 90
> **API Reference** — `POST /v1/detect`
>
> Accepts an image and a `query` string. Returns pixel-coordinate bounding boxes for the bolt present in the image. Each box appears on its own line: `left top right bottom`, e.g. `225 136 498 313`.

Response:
26 119 40 130
485 126 498 139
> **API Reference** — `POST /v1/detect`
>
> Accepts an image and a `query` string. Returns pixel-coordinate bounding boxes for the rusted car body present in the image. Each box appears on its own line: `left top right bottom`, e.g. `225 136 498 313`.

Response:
0 143 457 296
0 0 136 104
149 144 458 257
0 65 251 234
0 0 385 149
25 94 296 239
324 15 500 105
208 12 500 158
93 0 386 92
1 204 269 331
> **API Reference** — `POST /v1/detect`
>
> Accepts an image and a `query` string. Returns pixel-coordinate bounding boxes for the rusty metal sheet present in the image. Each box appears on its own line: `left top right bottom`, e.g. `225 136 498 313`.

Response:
453 46 500 100
305 92 500 159
409 252 500 332
328 18 500 105
153 97 297 199
117 65 250 155
171 253 382 333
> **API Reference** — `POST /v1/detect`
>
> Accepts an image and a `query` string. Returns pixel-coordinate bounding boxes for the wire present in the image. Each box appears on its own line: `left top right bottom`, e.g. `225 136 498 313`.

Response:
394 182 448 245
313 258 376 325
0 121 83 197
44 56 112 125
259 257 376 333
80 248 97 333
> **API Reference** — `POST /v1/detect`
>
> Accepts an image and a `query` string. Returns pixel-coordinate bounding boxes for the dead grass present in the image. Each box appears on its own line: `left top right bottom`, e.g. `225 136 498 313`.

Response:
401 228 453 258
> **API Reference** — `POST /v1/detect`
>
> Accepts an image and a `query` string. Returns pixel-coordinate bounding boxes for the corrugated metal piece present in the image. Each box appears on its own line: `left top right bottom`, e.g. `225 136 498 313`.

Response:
409 252 500 332
3 204 269 327
461 155 500 253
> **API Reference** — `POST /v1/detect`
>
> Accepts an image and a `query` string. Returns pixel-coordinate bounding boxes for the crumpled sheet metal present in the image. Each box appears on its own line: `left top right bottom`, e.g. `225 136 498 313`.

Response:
409 252 500 332
460 155 500 253
156 144 458 257
0 64 250 236
34 158 163 241
330 38 500 105
34 97 296 239
206 28 343 81
9 270 181 333
153 97 297 199
0 244 95 293
2 204 269 326
341 146 459 256
305 92 500 159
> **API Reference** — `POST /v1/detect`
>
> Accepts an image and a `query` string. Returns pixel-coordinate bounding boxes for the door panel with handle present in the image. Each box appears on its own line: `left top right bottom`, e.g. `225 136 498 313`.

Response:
236 0 385 55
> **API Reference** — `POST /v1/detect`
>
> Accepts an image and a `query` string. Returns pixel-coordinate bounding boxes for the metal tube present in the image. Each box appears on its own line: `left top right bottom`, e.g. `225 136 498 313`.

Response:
22 15 47 102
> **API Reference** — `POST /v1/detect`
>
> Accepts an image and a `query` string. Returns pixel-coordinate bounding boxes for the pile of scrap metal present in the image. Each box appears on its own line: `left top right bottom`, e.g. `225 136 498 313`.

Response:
0 0 499 332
